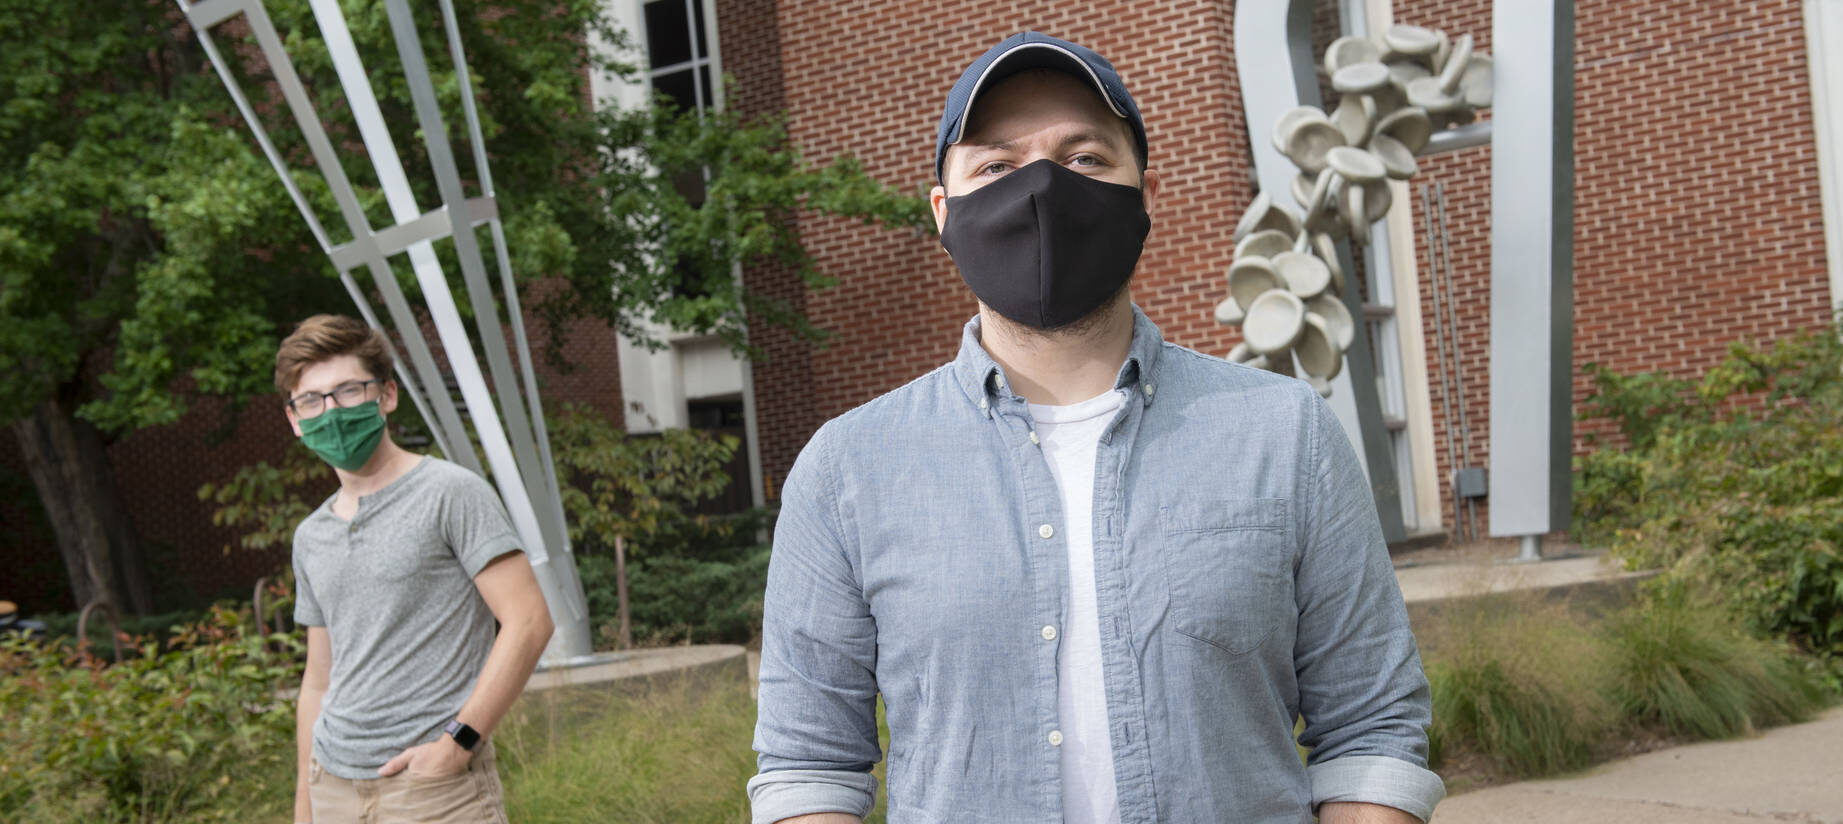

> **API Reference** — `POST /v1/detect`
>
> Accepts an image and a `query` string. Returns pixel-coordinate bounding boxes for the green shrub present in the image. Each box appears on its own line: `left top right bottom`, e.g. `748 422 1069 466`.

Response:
0 606 300 822
1574 324 1843 659
626 548 770 646
1605 585 1829 739
576 527 771 646
197 442 331 554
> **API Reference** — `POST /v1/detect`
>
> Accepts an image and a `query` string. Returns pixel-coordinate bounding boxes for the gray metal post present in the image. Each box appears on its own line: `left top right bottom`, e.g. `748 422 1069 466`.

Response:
1489 0 1575 557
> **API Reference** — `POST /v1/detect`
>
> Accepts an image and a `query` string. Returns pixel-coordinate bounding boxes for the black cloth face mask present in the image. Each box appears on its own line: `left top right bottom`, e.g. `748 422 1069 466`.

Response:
940 158 1151 330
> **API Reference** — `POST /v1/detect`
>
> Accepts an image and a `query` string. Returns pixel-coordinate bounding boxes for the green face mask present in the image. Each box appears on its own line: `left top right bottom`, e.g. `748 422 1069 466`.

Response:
298 400 386 471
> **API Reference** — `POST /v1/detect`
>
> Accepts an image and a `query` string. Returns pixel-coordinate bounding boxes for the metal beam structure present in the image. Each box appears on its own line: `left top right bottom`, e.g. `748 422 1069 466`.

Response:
176 0 592 659
1488 0 1575 559
1234 0 1407 543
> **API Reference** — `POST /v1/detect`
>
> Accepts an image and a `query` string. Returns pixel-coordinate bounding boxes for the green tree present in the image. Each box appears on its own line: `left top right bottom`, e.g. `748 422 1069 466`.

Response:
0 1 929 613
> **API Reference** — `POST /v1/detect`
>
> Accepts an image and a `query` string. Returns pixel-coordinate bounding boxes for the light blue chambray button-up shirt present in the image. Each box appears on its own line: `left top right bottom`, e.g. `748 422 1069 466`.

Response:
750 306 1445 823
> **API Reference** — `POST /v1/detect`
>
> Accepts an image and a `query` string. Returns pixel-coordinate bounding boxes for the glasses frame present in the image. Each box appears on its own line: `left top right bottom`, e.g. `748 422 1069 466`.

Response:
287 378 385 418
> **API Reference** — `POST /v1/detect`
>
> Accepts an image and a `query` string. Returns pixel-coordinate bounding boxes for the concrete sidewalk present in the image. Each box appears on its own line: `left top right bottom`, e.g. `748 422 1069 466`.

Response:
1433 706 1843 823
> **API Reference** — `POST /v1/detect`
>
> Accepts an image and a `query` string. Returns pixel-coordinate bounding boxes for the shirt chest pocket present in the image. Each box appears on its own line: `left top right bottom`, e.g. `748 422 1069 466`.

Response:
1158 498 1293 656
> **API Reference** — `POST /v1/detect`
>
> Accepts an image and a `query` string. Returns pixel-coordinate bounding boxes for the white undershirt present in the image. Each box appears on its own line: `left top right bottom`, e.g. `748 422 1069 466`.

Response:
1030 388 1128 824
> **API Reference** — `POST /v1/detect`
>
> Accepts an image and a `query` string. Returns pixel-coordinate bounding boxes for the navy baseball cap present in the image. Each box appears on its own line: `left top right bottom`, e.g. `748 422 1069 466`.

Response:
934 32 1149 185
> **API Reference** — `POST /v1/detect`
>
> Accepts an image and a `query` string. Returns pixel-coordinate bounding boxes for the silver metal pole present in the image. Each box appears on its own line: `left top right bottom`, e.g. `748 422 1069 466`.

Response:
1489 0 1575 552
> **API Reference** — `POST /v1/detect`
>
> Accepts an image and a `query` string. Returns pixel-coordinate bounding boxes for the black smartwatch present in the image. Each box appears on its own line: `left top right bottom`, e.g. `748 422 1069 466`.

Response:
443 719 481 751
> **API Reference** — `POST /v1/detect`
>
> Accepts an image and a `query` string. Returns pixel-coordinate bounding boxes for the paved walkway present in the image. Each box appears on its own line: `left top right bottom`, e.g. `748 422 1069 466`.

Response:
1434 706 1843 823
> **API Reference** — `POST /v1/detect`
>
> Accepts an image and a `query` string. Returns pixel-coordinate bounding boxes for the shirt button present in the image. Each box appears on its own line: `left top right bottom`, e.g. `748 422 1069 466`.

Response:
1028 430 1040 445
1048 730 1063 746
1042 625 1057 641
1145 383 1156 397
979 397 989 410
1038 523 1054 539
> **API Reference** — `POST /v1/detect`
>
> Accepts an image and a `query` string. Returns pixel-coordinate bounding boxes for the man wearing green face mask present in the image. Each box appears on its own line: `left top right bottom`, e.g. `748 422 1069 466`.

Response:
277 314 553 824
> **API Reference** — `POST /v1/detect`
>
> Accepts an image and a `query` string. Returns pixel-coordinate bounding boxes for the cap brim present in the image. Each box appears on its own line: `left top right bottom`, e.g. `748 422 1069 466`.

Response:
947 42 1128 146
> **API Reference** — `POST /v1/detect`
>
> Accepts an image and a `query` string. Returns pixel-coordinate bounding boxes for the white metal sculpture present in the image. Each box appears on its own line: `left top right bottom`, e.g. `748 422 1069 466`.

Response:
175 0 593 659
1221 24 1493 399
1233 0 1575 559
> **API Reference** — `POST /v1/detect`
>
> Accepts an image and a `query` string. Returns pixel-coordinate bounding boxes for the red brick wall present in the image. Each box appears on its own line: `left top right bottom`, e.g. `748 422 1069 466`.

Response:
1395 0 1835 532
716 0 821 499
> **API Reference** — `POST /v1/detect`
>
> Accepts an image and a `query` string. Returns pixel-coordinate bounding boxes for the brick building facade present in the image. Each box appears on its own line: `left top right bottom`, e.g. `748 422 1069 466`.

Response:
4 0 1837 614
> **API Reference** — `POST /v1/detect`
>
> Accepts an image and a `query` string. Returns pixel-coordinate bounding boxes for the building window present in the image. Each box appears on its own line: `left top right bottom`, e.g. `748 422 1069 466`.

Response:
643 0 717 116
640 0 719 298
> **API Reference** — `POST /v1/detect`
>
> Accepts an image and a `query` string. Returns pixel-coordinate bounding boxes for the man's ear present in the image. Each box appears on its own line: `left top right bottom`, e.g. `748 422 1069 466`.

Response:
380 380 399 416
1140 167 1162 216
930 183 949 236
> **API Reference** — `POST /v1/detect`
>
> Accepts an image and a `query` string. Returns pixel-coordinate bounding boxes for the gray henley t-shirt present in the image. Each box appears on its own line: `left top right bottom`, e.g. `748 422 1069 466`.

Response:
292 456 520 779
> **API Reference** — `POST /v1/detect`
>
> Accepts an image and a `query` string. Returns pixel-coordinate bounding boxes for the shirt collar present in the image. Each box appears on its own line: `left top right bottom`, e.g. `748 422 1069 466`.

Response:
951 303 1166 411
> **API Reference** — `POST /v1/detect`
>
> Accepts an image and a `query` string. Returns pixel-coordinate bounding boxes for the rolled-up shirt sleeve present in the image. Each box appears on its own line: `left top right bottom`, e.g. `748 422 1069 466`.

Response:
1293 389 1446 822
749 423 882 824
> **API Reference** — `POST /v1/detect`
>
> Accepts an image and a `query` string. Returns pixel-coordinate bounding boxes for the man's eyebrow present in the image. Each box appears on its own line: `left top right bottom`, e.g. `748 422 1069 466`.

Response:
960 129 1126 154
960 137 1017 155
1055 129 1128 151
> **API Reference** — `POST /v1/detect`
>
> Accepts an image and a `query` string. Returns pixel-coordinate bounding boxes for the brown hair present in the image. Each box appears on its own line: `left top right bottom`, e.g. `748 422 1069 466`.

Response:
274 315 394 395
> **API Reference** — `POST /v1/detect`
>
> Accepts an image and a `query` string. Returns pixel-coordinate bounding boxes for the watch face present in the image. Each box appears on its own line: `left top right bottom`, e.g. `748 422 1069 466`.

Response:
445 720 480 751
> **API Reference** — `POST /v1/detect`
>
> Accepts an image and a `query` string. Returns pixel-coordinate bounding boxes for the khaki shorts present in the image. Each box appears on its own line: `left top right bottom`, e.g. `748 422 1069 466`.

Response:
307 740 508 824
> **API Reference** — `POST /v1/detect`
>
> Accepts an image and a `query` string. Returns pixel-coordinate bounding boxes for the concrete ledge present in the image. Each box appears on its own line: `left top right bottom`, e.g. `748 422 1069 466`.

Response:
528 644 748 691
1395 554 1649 604
514 644 749 732
1395 553 1658 630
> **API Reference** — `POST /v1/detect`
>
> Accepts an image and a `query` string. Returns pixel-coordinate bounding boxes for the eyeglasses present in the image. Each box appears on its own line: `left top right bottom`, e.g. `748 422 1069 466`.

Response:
287 379 383 418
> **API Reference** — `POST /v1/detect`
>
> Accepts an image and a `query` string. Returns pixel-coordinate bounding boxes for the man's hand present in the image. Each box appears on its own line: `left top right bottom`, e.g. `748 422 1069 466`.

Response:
1319 801 1422 824
377 734 472 779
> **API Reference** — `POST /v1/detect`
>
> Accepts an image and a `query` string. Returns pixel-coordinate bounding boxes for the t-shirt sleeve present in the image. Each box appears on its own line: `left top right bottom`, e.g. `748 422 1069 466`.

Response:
441 470 524 578
292 538 326 627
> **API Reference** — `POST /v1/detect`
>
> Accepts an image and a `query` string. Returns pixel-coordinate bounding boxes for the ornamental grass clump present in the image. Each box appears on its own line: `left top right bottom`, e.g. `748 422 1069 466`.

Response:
1604 586 1829 740
1421 595 1615 778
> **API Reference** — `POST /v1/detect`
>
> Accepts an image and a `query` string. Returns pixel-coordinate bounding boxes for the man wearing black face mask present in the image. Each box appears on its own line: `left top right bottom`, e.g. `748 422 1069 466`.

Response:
750 32 1443 824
